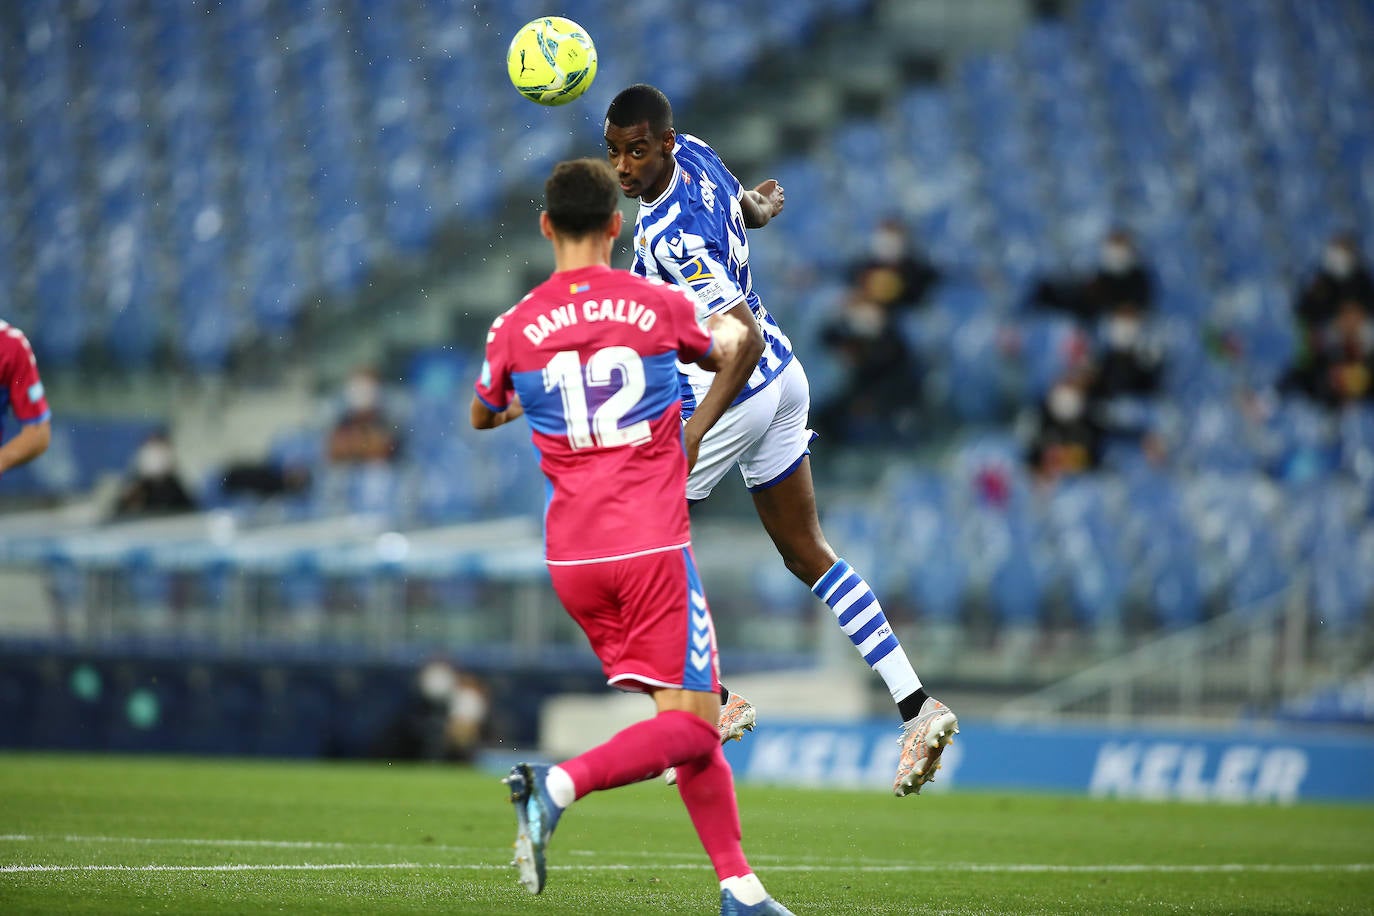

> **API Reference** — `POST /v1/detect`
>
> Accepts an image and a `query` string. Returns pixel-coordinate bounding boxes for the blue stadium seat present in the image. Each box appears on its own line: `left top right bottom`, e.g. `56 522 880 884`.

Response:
882 472 967 625
1016 315 1084 401
412 451 484 524
1121 471 1203 629
978 503 1044 628
1338 405 1374 486
105 265 161 370
946 315 1010 422
1263 398 1340 485
1046 479 1127 630
1176 397 1260 472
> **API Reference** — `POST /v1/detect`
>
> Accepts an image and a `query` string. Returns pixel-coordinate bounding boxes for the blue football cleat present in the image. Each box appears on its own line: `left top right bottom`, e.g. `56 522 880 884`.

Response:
719 888 797 915
503 763 563 894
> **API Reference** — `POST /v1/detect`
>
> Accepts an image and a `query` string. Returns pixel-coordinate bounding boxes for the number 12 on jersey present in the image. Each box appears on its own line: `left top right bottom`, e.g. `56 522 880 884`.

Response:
543 346 651 450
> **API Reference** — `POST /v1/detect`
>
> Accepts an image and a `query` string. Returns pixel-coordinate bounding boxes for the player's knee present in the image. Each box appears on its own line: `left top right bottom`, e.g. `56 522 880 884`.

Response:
777 544 835 588
670 709 721 757
779 553 811 584
673 739 726 786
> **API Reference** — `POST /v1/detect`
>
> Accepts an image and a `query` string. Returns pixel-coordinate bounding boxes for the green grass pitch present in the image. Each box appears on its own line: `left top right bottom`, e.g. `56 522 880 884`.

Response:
1 753 1371 915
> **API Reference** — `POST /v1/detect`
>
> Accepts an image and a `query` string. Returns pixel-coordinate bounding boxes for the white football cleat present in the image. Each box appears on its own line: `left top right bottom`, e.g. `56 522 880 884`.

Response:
893 697 959 798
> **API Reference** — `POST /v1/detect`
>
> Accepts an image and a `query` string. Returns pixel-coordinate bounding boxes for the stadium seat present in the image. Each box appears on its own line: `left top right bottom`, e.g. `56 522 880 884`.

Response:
882 472 968 625
981 505 1045 629
1045 479 1127 630
1121 471 1204 629
1339 406 1374 485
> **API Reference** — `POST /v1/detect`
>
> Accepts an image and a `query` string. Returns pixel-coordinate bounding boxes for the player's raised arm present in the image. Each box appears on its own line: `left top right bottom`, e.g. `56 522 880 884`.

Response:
682 302 765 471
740 179 784 229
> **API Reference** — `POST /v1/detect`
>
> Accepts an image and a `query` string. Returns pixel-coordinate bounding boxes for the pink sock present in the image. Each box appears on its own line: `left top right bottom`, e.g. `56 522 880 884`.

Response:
558 710 718 799
675 742 751 880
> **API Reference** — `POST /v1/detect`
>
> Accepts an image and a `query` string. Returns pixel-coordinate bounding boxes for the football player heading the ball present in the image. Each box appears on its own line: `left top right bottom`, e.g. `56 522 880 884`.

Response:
605 84 960 798
471 157 795 915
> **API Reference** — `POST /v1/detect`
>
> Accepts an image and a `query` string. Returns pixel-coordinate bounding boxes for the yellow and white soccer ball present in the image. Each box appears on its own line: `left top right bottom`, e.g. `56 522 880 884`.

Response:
506 16 598 106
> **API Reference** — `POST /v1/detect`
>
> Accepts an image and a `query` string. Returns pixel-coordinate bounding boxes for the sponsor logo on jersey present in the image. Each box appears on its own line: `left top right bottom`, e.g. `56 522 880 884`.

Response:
680 257 728 304
680 257 714 287
479 360 492 389
699 171 718 211
27 381 43 404
665 231 687 259
569 282 591 294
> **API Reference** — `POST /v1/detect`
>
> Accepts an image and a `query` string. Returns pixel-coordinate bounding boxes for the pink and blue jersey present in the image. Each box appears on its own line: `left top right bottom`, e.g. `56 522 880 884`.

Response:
629 134 794 419
0 320 50 445
474 264 713 565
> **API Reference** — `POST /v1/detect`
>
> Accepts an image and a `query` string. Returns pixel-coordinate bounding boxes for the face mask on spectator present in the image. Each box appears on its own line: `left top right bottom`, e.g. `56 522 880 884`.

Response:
871 229 905 263
1324 245 1356 280
1106 314 1142 349
135 441 174 478
1100 242 1136 275
345 375 381 412
1048 385 1085 422
845 300 886 337
419 660 457 703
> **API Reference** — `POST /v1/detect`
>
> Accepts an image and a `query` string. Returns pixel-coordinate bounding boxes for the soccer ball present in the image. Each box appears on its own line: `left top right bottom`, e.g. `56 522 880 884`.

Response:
506 17 598 107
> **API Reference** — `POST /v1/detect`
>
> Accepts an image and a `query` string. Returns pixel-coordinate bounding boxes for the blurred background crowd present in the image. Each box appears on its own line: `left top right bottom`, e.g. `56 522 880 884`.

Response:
1 0 1372 756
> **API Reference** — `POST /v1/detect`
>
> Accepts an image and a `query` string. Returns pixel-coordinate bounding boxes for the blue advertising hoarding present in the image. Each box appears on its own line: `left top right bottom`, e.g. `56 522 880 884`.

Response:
721 719 1374 803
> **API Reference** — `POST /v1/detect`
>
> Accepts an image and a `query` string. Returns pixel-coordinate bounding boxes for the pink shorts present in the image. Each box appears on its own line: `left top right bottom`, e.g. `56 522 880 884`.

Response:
548 546 720 694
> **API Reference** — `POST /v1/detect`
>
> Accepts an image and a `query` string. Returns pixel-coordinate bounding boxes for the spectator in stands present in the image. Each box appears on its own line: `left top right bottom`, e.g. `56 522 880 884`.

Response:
1286 298 1374 408
1085 302 1170 466
1024 370 1103 481
327 367 400 465
374 659 490 762
0 319 51 476
1294 232 1374 341
113 431 197 517
1086 228 1154 315
1092 304 1163 400
813 219 937 443
815 285 920 443
1028 228 1155 324
1088 301 1165 444
847 217 940 312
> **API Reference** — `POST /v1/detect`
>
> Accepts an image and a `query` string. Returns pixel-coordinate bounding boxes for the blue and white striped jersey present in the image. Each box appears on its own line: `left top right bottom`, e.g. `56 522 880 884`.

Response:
629 134 793 417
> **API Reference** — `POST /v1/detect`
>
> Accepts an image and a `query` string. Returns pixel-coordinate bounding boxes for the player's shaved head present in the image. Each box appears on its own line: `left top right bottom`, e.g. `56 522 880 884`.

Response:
544 158 620 237
605 84 673 137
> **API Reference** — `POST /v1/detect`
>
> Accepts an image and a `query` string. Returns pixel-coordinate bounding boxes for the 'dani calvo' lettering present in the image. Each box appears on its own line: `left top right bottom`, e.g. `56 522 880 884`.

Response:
582 297 657 331
522 299 659 346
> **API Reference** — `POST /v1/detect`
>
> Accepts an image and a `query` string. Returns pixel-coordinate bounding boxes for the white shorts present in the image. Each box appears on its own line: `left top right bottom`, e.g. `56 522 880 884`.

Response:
687 357 814 501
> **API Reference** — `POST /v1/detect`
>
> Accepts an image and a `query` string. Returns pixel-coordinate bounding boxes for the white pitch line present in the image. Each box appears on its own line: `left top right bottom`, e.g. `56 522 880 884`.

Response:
1 863 495 874
0 834 485 855
2 862 1371 875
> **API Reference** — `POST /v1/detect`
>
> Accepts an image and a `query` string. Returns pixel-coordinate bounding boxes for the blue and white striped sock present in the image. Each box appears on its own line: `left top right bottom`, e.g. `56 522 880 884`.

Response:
812 559 921 704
